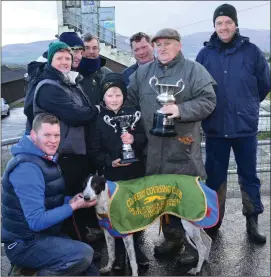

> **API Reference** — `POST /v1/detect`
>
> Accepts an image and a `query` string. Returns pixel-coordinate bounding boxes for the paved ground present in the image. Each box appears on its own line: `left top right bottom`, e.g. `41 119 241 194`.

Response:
1 196 270 276
1 107 26 141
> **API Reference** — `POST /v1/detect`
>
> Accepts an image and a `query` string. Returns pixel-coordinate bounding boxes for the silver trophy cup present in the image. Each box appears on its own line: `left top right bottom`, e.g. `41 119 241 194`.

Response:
103 111 141 164
149 76 185 137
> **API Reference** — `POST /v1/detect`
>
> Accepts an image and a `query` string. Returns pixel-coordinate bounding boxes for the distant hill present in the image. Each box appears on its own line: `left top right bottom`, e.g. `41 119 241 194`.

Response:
182 29 270 59
2 29 270 66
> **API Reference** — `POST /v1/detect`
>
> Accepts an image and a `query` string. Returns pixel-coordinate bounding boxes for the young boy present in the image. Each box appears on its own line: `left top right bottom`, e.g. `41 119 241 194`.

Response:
90 72 149 270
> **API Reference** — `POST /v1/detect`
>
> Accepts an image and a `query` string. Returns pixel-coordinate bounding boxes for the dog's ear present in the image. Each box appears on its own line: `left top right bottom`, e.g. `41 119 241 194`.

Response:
91 175 106 195
82 174 93 190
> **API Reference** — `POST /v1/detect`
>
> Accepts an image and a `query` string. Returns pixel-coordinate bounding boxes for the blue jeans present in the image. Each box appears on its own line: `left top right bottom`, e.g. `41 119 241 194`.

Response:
4 234 100 276
205 136 264 216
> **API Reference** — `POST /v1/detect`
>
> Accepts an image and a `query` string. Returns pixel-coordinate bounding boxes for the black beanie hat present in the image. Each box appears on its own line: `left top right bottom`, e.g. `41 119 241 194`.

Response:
59 32 84 49
100 73 127 102
213 3 238 27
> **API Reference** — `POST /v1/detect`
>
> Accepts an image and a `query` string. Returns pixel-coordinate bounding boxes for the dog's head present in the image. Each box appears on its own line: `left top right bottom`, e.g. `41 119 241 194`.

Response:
83 175 106 202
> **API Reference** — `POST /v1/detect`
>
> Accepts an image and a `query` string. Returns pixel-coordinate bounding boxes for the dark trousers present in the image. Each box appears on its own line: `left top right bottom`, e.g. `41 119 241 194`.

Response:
4 235 99 276
58 154 99 241
58 154 96 196
205 136 264 218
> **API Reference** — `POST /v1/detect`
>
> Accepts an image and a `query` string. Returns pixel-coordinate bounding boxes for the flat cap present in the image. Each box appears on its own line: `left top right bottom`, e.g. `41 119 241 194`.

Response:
151 28 181 43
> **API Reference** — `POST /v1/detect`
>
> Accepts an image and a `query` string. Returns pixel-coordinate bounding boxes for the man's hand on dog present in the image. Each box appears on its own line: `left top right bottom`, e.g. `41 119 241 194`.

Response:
112 158 131 167
69 193 97 211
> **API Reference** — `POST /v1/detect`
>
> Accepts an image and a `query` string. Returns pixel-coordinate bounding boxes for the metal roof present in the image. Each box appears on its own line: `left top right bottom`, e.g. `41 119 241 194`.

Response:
1 66 27 84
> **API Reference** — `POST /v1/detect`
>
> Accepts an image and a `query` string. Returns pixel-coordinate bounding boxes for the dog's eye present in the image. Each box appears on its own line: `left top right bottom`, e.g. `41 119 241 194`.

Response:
92 183 100 194
82 181 87 190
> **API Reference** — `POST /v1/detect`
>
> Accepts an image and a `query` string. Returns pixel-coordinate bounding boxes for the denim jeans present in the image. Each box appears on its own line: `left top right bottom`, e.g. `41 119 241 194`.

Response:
4 234 100 276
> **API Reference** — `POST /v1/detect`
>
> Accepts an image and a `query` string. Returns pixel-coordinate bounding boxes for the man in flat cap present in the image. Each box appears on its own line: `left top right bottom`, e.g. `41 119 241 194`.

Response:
196 3 270 243
126 28 216 264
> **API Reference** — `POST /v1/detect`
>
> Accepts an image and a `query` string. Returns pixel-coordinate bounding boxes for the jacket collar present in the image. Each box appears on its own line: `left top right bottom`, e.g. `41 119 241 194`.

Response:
204 31 249 51
44 64 83 85
157 52 184 68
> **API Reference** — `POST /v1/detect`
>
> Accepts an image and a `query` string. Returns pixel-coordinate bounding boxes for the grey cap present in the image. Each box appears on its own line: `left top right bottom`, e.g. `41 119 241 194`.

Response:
151 28 181 43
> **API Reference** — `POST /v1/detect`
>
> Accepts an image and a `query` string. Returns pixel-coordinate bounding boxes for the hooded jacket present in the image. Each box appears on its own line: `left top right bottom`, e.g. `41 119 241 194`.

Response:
1 135 72 243
196 32 271 138
127 53 216 178
90 104 147 181
24 51 48 133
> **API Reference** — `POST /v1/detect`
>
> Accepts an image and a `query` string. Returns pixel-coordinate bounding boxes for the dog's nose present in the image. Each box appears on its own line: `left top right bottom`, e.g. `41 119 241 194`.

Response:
84 195 90 201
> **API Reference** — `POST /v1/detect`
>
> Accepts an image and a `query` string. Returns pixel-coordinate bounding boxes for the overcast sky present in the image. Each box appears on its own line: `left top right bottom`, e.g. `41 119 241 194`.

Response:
2 1 270 46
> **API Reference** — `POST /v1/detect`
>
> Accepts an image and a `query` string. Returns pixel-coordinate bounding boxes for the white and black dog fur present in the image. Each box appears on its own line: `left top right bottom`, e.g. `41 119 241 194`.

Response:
83 175 212 276
83 175 139 276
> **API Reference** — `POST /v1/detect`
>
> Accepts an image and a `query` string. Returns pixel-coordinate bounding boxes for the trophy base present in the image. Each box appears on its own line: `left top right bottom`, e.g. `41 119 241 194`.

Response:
120 158 139 164
150 112 177 137
150 128 177 137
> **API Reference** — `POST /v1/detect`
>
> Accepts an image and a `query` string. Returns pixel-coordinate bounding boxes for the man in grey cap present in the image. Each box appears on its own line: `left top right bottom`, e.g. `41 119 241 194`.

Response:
126 28 216 265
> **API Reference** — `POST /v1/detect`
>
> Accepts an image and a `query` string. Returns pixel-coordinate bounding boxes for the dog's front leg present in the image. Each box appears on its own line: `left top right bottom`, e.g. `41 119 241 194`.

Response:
100 229 115 274
123 235 138 276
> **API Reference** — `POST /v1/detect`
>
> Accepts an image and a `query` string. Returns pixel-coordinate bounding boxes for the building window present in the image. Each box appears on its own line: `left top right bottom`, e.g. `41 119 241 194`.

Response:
65 0 81 8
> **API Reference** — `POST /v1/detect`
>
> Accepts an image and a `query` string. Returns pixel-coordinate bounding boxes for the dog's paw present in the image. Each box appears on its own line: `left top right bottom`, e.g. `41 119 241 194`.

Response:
100 266 111 273
188 267 199 275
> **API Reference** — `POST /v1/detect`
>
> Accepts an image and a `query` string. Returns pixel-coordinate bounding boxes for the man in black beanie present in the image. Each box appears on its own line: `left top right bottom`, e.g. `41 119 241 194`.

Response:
213 3 238 27
59 32 85 69
196 3 270 243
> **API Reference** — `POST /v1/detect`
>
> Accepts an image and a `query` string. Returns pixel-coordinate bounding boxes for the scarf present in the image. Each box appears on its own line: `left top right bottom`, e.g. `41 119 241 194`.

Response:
78 57 101 75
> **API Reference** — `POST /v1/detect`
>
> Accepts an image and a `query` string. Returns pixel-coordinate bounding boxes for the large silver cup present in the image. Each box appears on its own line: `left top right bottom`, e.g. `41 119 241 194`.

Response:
103 111 141 164
149 76 185 137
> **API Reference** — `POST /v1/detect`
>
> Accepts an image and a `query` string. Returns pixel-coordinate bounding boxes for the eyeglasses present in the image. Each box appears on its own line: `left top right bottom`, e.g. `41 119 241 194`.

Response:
71 46 85 51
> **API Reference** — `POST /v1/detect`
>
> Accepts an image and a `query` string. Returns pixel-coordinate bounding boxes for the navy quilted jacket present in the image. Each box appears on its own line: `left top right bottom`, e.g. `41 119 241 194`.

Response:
196 32 270 138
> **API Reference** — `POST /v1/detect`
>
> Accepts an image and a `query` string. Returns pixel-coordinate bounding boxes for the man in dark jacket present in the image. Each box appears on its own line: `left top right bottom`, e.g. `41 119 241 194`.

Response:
1 113 99 276
123 32 154 86
196 3 270 243
59 32 85 70
126 28 216 265
78 33 112 105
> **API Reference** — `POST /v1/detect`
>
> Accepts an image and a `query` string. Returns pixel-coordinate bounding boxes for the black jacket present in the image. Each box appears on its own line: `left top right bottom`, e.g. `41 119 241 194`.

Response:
79 56 112 105
36 64 98 126
90 105 147 181
35 64 99 154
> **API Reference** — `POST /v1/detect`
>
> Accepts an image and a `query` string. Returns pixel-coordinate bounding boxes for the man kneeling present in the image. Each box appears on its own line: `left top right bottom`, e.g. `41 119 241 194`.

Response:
1 113 99 276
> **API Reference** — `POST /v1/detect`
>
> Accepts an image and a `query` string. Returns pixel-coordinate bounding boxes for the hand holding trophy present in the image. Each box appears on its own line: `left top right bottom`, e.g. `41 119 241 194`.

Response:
149 76 185 137
103 111 141 164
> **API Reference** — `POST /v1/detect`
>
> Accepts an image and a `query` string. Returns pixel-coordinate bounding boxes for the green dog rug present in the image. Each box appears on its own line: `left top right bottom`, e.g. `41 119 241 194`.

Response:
108 174 207 234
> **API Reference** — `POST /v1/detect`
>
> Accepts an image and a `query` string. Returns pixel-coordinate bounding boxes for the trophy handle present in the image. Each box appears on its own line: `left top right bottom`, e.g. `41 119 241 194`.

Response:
131 111 141 130
149 76 160 95
103 115 117 133
174 79 185 97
